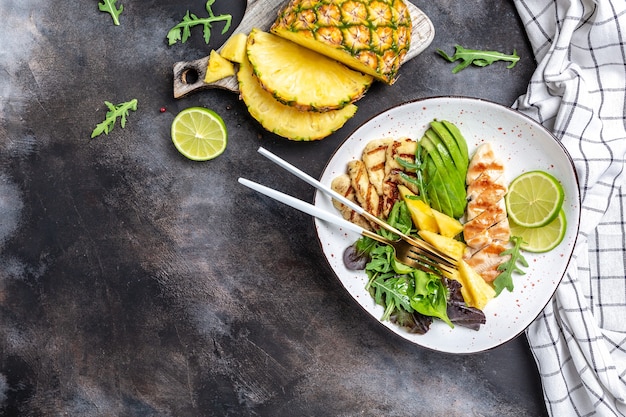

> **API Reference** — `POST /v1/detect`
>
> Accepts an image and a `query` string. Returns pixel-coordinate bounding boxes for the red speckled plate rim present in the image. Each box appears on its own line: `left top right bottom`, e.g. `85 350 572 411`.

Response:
314 96 581 354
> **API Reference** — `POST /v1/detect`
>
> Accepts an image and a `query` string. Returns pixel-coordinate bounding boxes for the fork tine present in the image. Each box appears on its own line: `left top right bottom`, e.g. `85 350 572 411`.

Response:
404 243 456 269
401 257 442 275
405 248 456 275
393 240 459 278
403 236 458 267
363 229 456 277
406 254 446 276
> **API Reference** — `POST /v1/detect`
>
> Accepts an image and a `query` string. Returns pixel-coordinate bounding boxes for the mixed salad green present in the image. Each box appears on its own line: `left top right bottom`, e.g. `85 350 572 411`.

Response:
346 200 486 334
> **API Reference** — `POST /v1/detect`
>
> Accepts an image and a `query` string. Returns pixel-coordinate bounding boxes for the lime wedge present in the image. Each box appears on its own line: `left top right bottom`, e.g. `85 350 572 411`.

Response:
505 170 565 227
171 107 227 161
510 209 567 253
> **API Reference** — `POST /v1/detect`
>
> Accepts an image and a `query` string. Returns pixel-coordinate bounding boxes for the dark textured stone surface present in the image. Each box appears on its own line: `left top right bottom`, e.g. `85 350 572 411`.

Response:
0 0 547 416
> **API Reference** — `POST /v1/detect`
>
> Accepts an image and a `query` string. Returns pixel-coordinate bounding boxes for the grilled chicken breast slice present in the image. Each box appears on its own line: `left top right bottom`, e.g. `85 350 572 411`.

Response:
466 170 507 220
464 203 508 248
465 241 511 283
463 143 511 282
466 143 505 184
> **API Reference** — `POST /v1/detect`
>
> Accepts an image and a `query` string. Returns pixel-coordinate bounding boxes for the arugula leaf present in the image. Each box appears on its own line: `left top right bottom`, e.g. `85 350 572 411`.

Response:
493 236 528 296
372 276 414 321
98 0 123 26
167 0 232 46
397 143 429 204
410 270 453 328
379 200 413 242
437 45 520 74
365 245 394 276
91 99 138 138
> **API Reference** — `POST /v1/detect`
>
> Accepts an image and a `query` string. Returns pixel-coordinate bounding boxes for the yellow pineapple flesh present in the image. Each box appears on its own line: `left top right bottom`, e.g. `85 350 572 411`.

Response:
271 0 412 84
204 50 235 84
237 54 358 141
246 29 373 112
219 32 248 64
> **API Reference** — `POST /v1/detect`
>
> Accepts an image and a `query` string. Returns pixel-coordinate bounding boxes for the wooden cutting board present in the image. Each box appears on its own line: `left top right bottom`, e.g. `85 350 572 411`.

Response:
172 0 435 98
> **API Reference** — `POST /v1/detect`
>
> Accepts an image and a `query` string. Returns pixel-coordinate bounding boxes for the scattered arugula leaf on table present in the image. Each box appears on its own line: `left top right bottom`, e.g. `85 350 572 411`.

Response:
91 99 138 138
167 0 232 46
437 45 520 73
493 236 528 296
98 0 124 26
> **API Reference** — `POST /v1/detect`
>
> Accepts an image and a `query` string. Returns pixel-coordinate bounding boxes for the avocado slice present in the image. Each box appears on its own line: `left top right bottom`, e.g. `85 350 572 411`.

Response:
441 120 469 167
430 121 468 178
423 155 452 216
421 130 467 217
424 128 465 187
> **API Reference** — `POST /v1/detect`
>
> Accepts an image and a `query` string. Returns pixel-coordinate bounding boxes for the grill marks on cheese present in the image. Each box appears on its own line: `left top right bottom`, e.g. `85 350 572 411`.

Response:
331 137 417 229
463 143 511 282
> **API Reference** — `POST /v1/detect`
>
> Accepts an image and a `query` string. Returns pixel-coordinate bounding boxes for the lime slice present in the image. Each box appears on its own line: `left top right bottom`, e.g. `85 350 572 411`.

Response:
505 170 565 227
171 107 227 161
510 209 567 253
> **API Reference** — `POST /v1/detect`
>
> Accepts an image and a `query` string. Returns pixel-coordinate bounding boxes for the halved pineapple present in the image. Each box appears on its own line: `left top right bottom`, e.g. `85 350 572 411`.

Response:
246 29 373 112
271 0 412 84
238 54 357 141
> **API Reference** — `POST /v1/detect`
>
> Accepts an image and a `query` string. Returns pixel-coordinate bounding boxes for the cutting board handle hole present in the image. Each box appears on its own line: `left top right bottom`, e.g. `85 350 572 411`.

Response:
180 68 199 85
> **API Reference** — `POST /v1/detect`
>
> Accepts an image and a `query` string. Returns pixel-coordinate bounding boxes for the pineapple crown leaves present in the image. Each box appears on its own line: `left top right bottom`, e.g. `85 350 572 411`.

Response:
91 99 138 138
98 0 123 26
493 235 528 296
167 0 232 46
437 45 520 74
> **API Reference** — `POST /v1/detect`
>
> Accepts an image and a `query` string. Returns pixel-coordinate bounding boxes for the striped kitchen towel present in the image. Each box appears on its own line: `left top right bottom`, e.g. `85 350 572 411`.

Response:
513 0 626 415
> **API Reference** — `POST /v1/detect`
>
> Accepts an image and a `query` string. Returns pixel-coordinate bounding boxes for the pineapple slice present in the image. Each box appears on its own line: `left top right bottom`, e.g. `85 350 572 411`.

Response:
431 209 464 238
456 260 496 310
220 33 248 64
238 54 357 141
418 229 466 261
398 185 438 233
204 50 236 84
271 0 412 84
246 29 373 112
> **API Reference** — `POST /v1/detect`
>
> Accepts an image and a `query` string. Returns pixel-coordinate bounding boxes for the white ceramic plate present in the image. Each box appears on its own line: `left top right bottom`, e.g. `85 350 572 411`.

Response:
314 96 581 354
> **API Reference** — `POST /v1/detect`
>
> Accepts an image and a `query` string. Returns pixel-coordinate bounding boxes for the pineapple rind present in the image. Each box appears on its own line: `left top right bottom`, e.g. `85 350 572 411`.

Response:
238 55 357 141
271 0 412 84
247 29 372 112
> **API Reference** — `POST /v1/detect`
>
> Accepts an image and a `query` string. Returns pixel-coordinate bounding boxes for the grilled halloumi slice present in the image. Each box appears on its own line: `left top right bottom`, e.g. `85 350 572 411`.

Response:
381 168 420 218
385 137 417 174
362 138 393 196
330 174 373 231
348 159 381 222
